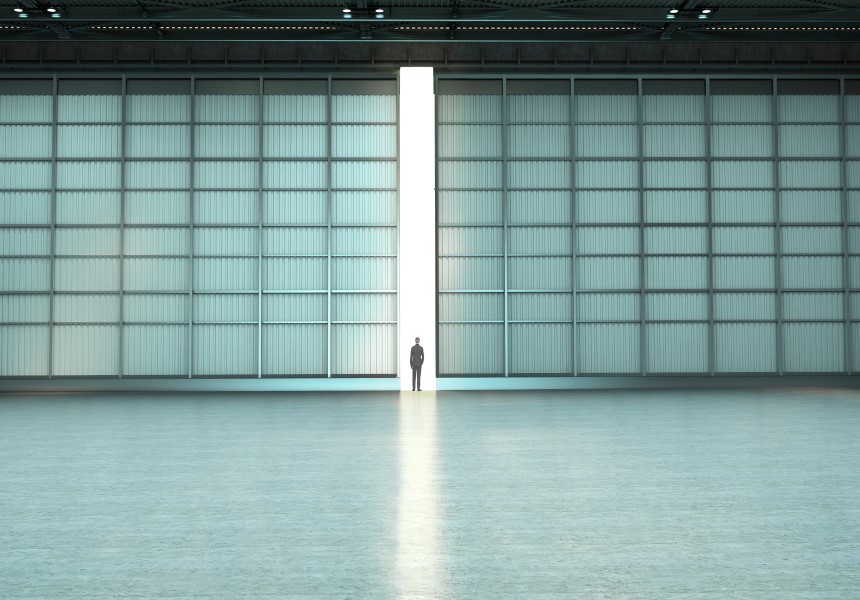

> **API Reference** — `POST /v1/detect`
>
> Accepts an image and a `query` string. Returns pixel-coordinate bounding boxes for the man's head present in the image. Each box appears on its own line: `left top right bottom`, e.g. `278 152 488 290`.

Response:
415 337 420 344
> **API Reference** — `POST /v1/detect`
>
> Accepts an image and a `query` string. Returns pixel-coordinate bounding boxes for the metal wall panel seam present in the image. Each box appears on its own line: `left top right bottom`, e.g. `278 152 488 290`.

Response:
397 72 403 379
840 77 852 374
258 76 264 378
118 76 126 378
706 77 715 376
773 77 783 375
502 78 509 377
638 78 646 375
570 76 578 376
188 75 196 378
327 75 333 378
48 76 57 379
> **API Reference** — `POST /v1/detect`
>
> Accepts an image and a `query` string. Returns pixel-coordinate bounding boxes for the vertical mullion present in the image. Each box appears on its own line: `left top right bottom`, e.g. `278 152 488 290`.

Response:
189 75 196 378
397 72 403 379
48 75 58 379
118 75 126 378
705 77 715 375
502 78 509 377
258 76 264 378
570 76 577 376
840 77 852 374
773 76 783 375
327 76 333 378
637 77 646 375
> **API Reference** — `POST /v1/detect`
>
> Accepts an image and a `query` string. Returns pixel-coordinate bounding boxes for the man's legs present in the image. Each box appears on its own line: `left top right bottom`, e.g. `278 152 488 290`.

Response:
416 365 422 390
412 367 417 391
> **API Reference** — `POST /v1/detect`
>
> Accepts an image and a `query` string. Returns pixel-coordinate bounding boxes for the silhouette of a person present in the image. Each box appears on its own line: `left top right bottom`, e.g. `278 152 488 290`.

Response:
410 337 424 391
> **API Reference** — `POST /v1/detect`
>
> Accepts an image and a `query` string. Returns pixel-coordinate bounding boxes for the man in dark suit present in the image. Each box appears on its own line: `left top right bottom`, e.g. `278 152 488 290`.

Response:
410 337 424 391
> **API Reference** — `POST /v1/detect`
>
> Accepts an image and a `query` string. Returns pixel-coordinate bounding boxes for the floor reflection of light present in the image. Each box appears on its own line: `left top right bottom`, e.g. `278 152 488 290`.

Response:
396 393 444 598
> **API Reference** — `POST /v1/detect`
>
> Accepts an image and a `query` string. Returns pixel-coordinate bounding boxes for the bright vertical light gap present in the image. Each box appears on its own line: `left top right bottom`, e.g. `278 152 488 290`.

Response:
399 67 436 390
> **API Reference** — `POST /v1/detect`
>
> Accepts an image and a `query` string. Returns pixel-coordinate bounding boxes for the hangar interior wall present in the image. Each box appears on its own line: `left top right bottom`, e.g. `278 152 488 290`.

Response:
0 76 398 378
437 76 860 376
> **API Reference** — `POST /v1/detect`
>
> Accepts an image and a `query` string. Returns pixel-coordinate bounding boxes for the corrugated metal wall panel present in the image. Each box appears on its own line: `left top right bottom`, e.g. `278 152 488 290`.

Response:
264 191 327 225
264 226 327 255
332 125 397 158
332 191 396 225
0 126 52 158
332 293 396 322
125 192 188 225
123 294 188 323
510 292 571 321
263 324 326 375
126 95 191 123
331 323 396 375
645 293 708 320
438 191 503 225
852 324 860 372
714 292 776 321
126 161 190 189
645 226 707 254
645 256 708 289
783 322 844 372
0 325 49 376
780 161 840 189
438 161 502 189
194 125 258 158
437 95 502 123
711 125 773 157
195 191 258 225
781 226 842 254
508 161 570 189
576 161 639 189
263 257 326 291
438 323 503 374
713 256 776 289
778 96 839 123
575 125 637 158
439 257 504 290
438 226 502 256
509 95 569 123
263 293 326 322
332 161 396 189
644 191 707 223
0 228 50 256
711 95 772 123
576 191 638 224
712 191 775 223
57 95 121 123
54 258 119 292
508 125 570 158
851 258 860 290
438 293 503 322
715 323 777 373
263 125 327 158
193 257 257 291
195 95 259 123
0 162 51 190
783 292 843 320
712 161 774 189
0 294 50 323
644 161 706 188
509 191 571 224
123 324 187 376
125 228 190 256
846 97 860 122
56 161 121 190
332 226 396 256
578 257 639 290
123 258 189 292
509 257 572 290
193 324 257 375
509 226 571 256
194 227 258 256
643 96 704 122
713 226 775 254
263 161 327 189
0 258 51 291
54 294 119 323
578 323 639 373
781 191 841 223
0 192 51 225
850 191 860 222
0 95 52 123
643 125 706 157
194 161 258 189
781 256 843 288
57 125 121 158
577 293 639 321
437 125 502 158
846 126 860 157
577 226 638 255
647 323 708 373
263 95 326 123
332 257 396 290
126 125 190 158
575 96 637 123
52 324 119 376
848 227 860 254
194 293 257 322
332 95 396 123
510 323 572 374
779 125 840 158
55 227 120 256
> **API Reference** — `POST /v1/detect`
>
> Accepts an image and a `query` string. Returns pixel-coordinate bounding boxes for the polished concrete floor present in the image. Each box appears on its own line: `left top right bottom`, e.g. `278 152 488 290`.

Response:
1 389 859 599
